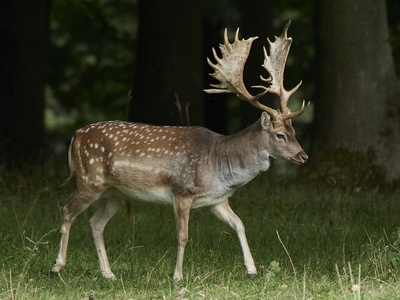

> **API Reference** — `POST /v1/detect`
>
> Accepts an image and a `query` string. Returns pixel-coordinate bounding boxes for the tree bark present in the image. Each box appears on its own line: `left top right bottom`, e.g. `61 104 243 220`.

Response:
129 0 204 126
0 0 50 164
313 0 400 181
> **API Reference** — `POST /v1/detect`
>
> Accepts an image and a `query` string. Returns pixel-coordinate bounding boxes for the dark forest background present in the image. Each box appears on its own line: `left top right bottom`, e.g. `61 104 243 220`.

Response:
1 0 400 185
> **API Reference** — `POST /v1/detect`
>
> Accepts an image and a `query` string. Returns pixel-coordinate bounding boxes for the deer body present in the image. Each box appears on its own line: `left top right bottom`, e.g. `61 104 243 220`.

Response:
52 21 310 281
73 118 273 208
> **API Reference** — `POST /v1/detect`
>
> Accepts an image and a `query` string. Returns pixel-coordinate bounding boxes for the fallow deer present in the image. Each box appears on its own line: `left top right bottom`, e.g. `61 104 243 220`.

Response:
51 21 310 281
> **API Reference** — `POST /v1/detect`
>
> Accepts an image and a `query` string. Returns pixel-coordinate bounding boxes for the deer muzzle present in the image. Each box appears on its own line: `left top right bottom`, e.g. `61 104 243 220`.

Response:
290 150 308 165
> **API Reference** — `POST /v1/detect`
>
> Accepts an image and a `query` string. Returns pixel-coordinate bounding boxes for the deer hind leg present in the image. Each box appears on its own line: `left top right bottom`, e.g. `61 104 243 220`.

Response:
51 188 103 275
210 199 257 279
89 197 122 279
173 196 192 281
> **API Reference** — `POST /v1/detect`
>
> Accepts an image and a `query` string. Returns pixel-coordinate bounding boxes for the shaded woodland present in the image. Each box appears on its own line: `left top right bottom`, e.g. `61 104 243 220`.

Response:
1 0 400 184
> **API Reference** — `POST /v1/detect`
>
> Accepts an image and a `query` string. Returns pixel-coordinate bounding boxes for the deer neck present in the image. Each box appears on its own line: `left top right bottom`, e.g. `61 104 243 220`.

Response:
212 121 271 188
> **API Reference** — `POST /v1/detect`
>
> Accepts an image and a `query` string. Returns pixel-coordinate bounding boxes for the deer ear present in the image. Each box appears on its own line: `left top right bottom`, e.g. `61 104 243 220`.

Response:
261 112 271 129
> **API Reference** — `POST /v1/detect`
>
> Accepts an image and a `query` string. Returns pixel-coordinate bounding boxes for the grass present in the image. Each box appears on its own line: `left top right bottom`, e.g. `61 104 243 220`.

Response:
1 162 400 299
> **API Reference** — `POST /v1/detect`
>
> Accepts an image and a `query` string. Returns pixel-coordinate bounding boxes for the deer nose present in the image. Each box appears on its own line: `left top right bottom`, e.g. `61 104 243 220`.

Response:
298 151 308 164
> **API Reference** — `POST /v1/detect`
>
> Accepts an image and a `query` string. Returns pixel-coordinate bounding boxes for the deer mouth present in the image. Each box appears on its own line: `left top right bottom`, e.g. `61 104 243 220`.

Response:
288 157 304 165
289 151 308 165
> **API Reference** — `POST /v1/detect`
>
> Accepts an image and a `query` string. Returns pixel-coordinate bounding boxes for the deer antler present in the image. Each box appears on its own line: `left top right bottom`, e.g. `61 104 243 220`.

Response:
204 28 277 118
204 21 310 123
259 20 310 121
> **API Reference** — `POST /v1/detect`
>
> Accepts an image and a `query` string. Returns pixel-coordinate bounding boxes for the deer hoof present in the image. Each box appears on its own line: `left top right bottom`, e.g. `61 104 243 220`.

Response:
247 273 257 280
103 272 116 280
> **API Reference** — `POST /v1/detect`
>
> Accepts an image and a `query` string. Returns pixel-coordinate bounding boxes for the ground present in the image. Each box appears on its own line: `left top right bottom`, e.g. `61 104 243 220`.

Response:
1 163 400 299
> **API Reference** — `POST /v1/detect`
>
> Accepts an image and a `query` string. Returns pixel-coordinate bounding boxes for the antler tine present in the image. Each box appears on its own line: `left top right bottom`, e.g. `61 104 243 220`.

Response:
282 19 291 38
223 28 231 51
281 100 311 121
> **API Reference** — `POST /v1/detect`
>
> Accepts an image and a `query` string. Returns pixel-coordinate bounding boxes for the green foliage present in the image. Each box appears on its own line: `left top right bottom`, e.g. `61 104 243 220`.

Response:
1 165 400 299
390 228 400 269
263 260 282 282
47 0 138 135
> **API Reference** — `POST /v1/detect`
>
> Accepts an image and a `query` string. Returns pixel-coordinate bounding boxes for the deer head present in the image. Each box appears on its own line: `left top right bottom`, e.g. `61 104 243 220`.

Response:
204 21 310 164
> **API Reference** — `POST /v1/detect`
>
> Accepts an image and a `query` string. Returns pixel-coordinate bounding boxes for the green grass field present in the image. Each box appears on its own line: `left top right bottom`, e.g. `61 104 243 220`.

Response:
1 163 400 299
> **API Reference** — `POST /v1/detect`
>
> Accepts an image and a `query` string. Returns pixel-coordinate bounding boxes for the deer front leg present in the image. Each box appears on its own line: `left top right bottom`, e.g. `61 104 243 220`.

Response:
173 196 192 281
89 198 122 279
210 199 257 279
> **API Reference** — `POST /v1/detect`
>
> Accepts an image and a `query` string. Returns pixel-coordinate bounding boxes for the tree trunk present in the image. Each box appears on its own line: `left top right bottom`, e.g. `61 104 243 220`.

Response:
313 0 400 181
129 0 204 126
0 0 50 165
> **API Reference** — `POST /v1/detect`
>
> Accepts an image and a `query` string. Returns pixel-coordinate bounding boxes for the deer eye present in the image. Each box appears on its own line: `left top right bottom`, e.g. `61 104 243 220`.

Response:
276 133 286 141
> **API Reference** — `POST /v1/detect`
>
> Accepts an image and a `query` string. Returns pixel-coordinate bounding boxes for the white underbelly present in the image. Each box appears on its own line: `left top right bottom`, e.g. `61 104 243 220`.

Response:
116 186 174 206
116 186 234 209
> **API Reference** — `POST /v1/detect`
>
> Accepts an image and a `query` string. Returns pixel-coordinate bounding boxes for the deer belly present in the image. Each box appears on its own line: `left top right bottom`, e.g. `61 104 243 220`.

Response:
191 196 228 209
116 186 174 205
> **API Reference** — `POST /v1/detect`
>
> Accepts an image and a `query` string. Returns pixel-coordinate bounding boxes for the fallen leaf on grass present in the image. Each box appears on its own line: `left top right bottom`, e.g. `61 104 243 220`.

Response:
279 284 288 289
177 287 189 297
348 284 360 293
